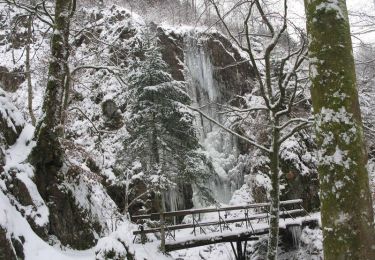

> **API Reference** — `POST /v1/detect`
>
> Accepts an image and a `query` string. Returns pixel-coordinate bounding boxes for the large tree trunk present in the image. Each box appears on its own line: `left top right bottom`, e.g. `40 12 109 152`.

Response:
305 1 375 259
26 14 36 126
28 2 98 249
29 0 72 198
267 117 280 260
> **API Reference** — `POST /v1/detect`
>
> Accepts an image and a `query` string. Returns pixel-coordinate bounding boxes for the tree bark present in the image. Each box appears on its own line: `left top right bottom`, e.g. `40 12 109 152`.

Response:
26 14 36 126
29 0 73 198
305 1 375 259
267 116 280 260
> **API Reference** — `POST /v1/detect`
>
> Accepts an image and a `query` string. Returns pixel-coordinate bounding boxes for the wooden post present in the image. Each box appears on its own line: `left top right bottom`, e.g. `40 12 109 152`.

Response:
160 212 166 253
244 240 248 259
236 240 244 260
157 192 166 253
192 214 197 235
230 242 238 260
140 225 147 244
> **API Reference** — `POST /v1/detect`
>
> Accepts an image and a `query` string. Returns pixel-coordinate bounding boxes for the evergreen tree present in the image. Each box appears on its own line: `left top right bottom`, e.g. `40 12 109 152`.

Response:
123 35 213 211
305 0 375 259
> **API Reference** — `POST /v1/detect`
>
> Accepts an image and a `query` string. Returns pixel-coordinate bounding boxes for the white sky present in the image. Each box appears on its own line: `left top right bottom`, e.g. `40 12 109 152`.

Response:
194 0 375 46
289 0 375 45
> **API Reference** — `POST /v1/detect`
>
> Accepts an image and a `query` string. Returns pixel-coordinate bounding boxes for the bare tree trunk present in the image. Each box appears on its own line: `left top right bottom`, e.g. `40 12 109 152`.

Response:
25 14 36 126
30 0 74 198
267 115 280 260
305 0 375 259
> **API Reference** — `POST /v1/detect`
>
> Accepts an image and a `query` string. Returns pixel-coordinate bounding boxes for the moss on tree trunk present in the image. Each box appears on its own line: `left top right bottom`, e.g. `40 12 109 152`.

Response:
305 0 375 259
29 0 72 197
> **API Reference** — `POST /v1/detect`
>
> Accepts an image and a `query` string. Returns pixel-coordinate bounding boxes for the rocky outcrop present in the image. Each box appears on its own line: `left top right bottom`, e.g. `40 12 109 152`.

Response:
5 171 49 239
205 32 255 98
157 28 255 101
0 227 17 260
48 187 99 250
157 28 185 81
0 89 24 146
0 66 25 92
102 99 124 130
0 89 24 170
279 134 320 211
0 229 25 260
281 170 320 211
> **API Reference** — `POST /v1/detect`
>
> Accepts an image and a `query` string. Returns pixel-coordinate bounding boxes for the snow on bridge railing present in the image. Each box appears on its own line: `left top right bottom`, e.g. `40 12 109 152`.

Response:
131 199 303 221
131 199 308 252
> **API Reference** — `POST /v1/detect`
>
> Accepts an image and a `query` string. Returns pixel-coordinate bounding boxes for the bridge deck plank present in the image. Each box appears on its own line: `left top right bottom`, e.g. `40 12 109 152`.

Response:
164 228 269 251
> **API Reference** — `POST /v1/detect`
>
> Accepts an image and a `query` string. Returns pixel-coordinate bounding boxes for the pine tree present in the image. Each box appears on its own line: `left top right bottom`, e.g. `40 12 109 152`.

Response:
305 0 375 259
123 36 212 211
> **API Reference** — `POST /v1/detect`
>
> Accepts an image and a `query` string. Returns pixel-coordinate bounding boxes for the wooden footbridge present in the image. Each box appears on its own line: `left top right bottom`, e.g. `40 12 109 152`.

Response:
132 199 312 260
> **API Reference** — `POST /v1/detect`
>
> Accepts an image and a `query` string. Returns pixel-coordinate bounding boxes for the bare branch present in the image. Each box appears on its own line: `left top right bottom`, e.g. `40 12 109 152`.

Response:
71 65 127 87
188 105 270 153
217 103 268 114
127 189 153 210
1 0 54 27
278 121 311 145
277 117 312 131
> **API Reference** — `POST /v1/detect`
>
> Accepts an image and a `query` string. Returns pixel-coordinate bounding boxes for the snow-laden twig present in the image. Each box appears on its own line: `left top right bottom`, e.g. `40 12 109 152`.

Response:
278 121 311 145
1 0 54 27
277 117 313 131
187 105 270 153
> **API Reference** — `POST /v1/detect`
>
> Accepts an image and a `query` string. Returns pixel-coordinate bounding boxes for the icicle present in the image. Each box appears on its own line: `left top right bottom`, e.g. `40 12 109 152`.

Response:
184 33 241 206
287 224 302 248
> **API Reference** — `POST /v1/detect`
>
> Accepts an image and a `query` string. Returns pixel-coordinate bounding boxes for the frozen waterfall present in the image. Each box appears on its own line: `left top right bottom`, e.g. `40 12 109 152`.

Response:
184 34 243 205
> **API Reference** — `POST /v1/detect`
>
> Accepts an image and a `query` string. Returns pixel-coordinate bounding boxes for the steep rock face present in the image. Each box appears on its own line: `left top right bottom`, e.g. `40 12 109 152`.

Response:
0 89 24 169
47 188 99 249
158 28 254 100
0 228 26 260
0 66 25 92
0 227 17 260
203 32 255 99
0 12 29 92
0 92 107 250
0 89 24 147
4 170 49 239
0 92 35 257
157 28 185 81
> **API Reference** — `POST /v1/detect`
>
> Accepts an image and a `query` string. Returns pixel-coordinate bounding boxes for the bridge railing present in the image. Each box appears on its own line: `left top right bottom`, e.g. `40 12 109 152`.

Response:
132 199 308 251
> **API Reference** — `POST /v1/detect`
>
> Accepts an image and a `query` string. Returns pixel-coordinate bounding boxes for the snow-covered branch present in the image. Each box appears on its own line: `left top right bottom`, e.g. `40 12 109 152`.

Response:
188 105 270 153
1 0 54 27
277 117 312 131
71 65 127 87
278 121 311 145
217 103 268 114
